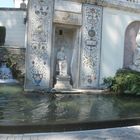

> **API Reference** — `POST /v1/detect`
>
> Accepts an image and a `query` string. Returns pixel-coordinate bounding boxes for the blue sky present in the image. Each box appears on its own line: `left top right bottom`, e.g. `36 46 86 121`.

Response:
0 0 14 8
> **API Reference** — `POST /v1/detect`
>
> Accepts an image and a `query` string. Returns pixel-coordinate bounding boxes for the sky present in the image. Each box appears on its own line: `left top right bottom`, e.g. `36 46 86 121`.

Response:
0 0 14 8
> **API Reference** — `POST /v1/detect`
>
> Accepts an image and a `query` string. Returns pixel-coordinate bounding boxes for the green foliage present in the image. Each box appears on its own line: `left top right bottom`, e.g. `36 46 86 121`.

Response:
7 57 22 80
0 26 6 46
103 76 114 88
103 69 140 95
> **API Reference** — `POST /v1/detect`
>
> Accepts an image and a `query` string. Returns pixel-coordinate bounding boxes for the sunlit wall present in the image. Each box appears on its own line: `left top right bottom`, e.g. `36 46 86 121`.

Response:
100 7 140 84
0 9 26 48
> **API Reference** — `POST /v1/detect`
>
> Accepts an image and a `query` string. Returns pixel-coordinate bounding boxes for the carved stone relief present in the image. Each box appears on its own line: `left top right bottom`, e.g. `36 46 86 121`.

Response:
25 0 54 90
80 4 102 88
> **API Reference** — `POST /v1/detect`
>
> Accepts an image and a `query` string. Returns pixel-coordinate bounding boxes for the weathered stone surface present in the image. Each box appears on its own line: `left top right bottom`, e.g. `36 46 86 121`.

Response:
54 75 72 90
54 11 82 26
25 0 54 90
55 0 82 13
79 4 102 88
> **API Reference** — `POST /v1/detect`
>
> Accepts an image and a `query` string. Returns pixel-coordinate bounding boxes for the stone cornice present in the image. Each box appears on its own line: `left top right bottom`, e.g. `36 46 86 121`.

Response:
1 1 140 14
97 0 140 13
63 0 140 13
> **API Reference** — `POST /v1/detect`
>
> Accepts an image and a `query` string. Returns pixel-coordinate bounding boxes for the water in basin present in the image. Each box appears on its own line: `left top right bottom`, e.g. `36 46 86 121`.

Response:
0 85 140 125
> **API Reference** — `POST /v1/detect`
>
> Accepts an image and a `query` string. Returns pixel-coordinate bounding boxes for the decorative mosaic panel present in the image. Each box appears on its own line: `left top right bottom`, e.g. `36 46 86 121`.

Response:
25 0 54 90
80 4 102 88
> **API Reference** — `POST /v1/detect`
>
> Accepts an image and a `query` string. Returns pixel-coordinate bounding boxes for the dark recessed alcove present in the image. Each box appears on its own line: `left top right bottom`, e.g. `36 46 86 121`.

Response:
0 26 6 46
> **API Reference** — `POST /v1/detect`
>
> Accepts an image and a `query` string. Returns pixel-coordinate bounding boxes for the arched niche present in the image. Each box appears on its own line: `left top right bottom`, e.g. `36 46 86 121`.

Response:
123 21 140 68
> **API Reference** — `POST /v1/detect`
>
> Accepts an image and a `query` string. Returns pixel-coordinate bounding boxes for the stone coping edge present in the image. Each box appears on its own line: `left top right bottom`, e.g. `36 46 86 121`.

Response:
0 117 139 134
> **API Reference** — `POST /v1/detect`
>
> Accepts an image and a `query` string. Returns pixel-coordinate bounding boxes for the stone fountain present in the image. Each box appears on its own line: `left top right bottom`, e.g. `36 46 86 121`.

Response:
0 61 18 84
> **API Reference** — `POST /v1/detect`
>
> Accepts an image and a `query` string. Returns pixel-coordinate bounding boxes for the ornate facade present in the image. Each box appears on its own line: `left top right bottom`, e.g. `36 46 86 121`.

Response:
23 0 140 91
25 0 103 90
25 0 54 89
80 4 102 88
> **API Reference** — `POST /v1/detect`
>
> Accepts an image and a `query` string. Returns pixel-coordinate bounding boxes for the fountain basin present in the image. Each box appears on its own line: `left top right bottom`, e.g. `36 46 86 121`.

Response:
0 84 140 133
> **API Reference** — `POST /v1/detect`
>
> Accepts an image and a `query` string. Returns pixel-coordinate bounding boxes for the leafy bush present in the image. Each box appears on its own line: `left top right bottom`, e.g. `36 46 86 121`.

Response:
103 69 140 95
0 27 6 46
7 58 22 80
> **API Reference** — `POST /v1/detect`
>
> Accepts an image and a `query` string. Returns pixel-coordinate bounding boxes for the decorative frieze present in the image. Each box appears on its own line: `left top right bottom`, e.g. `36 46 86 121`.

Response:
80 4 102 88
54 10 82 26
25 0 54 90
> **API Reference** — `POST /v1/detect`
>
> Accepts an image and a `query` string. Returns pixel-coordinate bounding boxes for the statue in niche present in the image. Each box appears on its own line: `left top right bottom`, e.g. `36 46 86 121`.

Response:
57 47 68 76
129 29 140 72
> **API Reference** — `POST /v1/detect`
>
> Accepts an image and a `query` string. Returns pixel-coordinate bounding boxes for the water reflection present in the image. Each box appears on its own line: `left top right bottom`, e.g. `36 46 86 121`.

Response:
0 86 140 125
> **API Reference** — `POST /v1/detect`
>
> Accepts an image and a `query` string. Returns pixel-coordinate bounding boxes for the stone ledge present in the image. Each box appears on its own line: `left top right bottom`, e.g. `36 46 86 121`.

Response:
0 45 26 49
0 8 26 11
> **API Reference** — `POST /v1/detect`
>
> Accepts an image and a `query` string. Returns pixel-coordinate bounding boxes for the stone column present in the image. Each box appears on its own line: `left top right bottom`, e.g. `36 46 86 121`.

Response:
79 4 102 89
25 0 54 90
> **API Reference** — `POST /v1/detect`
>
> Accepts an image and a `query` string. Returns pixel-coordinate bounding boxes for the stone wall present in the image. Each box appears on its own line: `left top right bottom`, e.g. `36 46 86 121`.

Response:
25 0 54 90
0 9 26 48
80 4 102 88
99 7 140 84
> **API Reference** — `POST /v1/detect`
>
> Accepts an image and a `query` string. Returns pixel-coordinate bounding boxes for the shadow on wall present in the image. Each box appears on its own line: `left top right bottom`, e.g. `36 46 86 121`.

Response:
124 21 140 68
